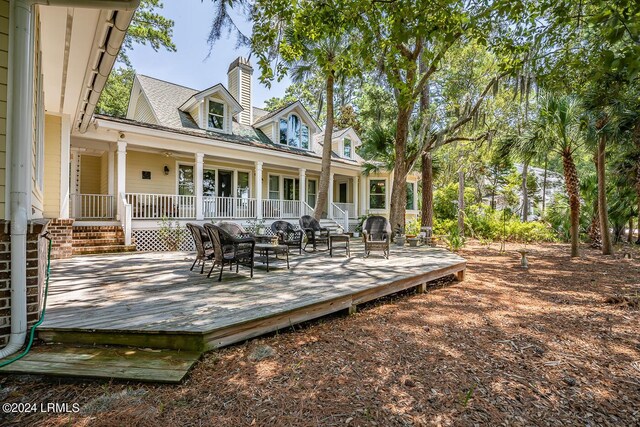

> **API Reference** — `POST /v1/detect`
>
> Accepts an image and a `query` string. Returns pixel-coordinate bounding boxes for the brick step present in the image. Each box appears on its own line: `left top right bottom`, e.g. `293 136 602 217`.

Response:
72 245 137 255
72 238 125 247
72 231 124 240
73 226 123 232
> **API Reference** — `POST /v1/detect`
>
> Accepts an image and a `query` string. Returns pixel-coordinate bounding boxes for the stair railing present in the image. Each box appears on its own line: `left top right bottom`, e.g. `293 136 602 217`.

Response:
119 192 132 245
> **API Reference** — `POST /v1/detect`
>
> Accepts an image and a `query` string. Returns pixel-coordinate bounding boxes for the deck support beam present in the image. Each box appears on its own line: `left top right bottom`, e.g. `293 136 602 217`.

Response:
455 269 465 282
348 304 357 315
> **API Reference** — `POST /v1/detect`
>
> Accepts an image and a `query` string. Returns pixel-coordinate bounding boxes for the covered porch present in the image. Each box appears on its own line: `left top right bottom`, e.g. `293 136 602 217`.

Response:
68 135 362 239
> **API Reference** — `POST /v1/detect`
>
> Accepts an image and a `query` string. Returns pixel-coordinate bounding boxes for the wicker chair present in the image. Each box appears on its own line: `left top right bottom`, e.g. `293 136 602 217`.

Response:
299 215 330 252
362 215 391 259
203 223 255 282
215 221 251 238
270 220 303 254
186 223 213 273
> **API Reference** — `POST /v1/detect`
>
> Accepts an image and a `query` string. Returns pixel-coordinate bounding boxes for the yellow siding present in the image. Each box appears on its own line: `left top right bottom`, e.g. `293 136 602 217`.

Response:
80 156 101 194
100 152 108 194
125 151 176 194
133 93 157 124
0 0 8 218
42 115 61 218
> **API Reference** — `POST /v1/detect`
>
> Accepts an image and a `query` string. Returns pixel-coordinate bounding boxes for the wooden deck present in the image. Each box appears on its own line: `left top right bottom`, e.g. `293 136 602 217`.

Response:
37 243 466 352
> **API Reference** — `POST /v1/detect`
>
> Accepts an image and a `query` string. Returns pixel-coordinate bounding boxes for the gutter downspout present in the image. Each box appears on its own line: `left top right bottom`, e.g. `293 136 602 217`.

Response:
0 0 139 359
0 0 34 359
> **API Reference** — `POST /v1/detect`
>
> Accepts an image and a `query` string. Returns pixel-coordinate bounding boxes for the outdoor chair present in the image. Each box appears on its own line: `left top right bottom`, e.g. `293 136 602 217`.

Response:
362 215 391 259
270 220 303 254
215 221 251 238
299 215 330 252
186 223 214 274
203 223 255 282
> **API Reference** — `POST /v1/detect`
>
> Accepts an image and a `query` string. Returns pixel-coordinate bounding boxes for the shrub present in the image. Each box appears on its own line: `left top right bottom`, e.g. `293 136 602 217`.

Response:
157 217 187 251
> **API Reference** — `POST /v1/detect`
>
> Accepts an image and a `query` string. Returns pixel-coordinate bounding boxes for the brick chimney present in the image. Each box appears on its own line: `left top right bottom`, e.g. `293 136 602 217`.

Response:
227 57 253 126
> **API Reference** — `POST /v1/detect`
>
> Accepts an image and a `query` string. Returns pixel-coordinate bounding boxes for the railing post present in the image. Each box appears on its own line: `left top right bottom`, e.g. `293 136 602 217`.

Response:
195 153 204 220
255 161 263 219
124 203 132 245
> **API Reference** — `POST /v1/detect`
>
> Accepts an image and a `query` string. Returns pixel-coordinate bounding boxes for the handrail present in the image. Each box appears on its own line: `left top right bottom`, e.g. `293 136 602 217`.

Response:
70 193 115 219
330 202 349 233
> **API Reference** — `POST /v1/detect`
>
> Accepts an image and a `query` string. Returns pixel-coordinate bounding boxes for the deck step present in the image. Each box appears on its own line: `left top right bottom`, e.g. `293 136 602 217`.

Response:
0 345 201 383
72 238 125 247
72 244 137 255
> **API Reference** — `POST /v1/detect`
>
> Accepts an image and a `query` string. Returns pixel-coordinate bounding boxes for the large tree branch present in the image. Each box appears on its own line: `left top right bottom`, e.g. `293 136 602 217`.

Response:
411 33 462 99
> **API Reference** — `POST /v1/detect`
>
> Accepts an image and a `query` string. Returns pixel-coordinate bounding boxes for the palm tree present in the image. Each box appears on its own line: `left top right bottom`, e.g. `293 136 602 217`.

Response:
513 94 585 257
286 33 353 220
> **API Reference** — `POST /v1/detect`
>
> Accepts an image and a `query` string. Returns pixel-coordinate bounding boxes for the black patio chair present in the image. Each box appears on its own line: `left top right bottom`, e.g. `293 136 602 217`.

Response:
362 215 391 259
203 223 255 282
186 223 213 274
299 215 330 252
270 220 303 254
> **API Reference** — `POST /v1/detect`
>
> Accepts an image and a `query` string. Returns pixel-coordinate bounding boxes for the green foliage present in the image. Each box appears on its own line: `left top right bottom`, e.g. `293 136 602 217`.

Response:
96 67 135 117
334 105 362 134
120 0 176 67
433 183 475 221
443 226 465 252
97 0 175 117
405 218 421 236
157 218 187 251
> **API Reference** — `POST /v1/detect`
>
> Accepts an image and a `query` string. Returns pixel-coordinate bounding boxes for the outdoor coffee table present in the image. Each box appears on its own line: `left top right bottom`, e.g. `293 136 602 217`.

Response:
254 243 290 272
329 234 350 257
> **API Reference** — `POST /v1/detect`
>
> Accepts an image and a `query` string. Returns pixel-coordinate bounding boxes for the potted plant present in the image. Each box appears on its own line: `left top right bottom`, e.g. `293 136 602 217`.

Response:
246 218 266 235
394 225 406 247
405 219 420 239
354 214 372 239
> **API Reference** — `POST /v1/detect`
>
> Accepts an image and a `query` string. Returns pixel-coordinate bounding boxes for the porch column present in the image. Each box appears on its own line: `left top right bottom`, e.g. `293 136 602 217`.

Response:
299 168 306 206
195 153 204 220
255 161 263 219
328 172 334 217
360 174 367 216
107 149 115 196
70 148 80 218
352 175 358 218
116 139 127 220
59 115 71 218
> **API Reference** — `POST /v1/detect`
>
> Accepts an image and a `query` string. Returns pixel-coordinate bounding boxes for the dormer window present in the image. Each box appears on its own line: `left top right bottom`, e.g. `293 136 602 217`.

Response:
278 113 311 150
343 138 352 158
208 100 224 130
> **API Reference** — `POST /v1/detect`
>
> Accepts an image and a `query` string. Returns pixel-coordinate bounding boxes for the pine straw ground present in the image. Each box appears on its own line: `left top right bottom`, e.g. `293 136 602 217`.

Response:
1 241 640 426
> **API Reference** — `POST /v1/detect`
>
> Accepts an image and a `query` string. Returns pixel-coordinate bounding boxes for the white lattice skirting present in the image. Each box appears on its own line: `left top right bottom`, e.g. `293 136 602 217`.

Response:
133 226 282 252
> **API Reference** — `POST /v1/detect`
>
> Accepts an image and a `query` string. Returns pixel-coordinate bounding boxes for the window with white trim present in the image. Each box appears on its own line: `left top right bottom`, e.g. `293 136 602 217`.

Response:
278 114 311 150
369 179 386 209
268 175 280 199
207 100 224 130
343 138 352 158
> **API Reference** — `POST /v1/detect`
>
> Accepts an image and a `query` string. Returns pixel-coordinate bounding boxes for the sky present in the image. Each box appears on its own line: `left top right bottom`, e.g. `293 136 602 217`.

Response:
126 0 291 108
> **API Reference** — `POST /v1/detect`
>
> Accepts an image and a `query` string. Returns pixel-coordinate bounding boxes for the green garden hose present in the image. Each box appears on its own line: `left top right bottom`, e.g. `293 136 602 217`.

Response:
0 232 52 368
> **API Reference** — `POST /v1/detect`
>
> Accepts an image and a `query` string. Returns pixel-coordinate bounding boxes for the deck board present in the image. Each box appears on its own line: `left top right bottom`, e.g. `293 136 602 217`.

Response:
38 243 465 349
0 346 200 383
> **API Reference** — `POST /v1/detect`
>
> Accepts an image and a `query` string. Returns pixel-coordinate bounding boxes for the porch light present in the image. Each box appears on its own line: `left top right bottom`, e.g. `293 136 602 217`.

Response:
163 165 170 175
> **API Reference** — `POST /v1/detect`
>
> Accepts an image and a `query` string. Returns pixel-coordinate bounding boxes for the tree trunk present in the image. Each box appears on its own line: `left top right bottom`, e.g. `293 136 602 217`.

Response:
542 155 548 216
562 150 580 257
313 72 334 220
628 217 634 243
597 135 613 255
418 65 432 229
458 170 465 236
521 161 529 222
421 152 434 227
389 106 411 235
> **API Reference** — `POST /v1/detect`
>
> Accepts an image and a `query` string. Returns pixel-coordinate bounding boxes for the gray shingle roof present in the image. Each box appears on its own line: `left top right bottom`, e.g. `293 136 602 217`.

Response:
136 75 198 129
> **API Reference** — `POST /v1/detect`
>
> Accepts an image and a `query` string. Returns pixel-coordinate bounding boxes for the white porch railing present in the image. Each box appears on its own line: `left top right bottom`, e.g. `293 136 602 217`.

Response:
125 193 196 219
263 199 309 219
331 202 349 233
333 202 356 218
118 193 132 245
71 194 115 219
203 196 257 219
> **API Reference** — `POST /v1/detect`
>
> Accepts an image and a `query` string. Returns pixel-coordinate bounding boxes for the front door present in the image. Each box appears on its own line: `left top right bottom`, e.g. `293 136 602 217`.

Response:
283 178 299 217
217 170 233 216
339 182 348 203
